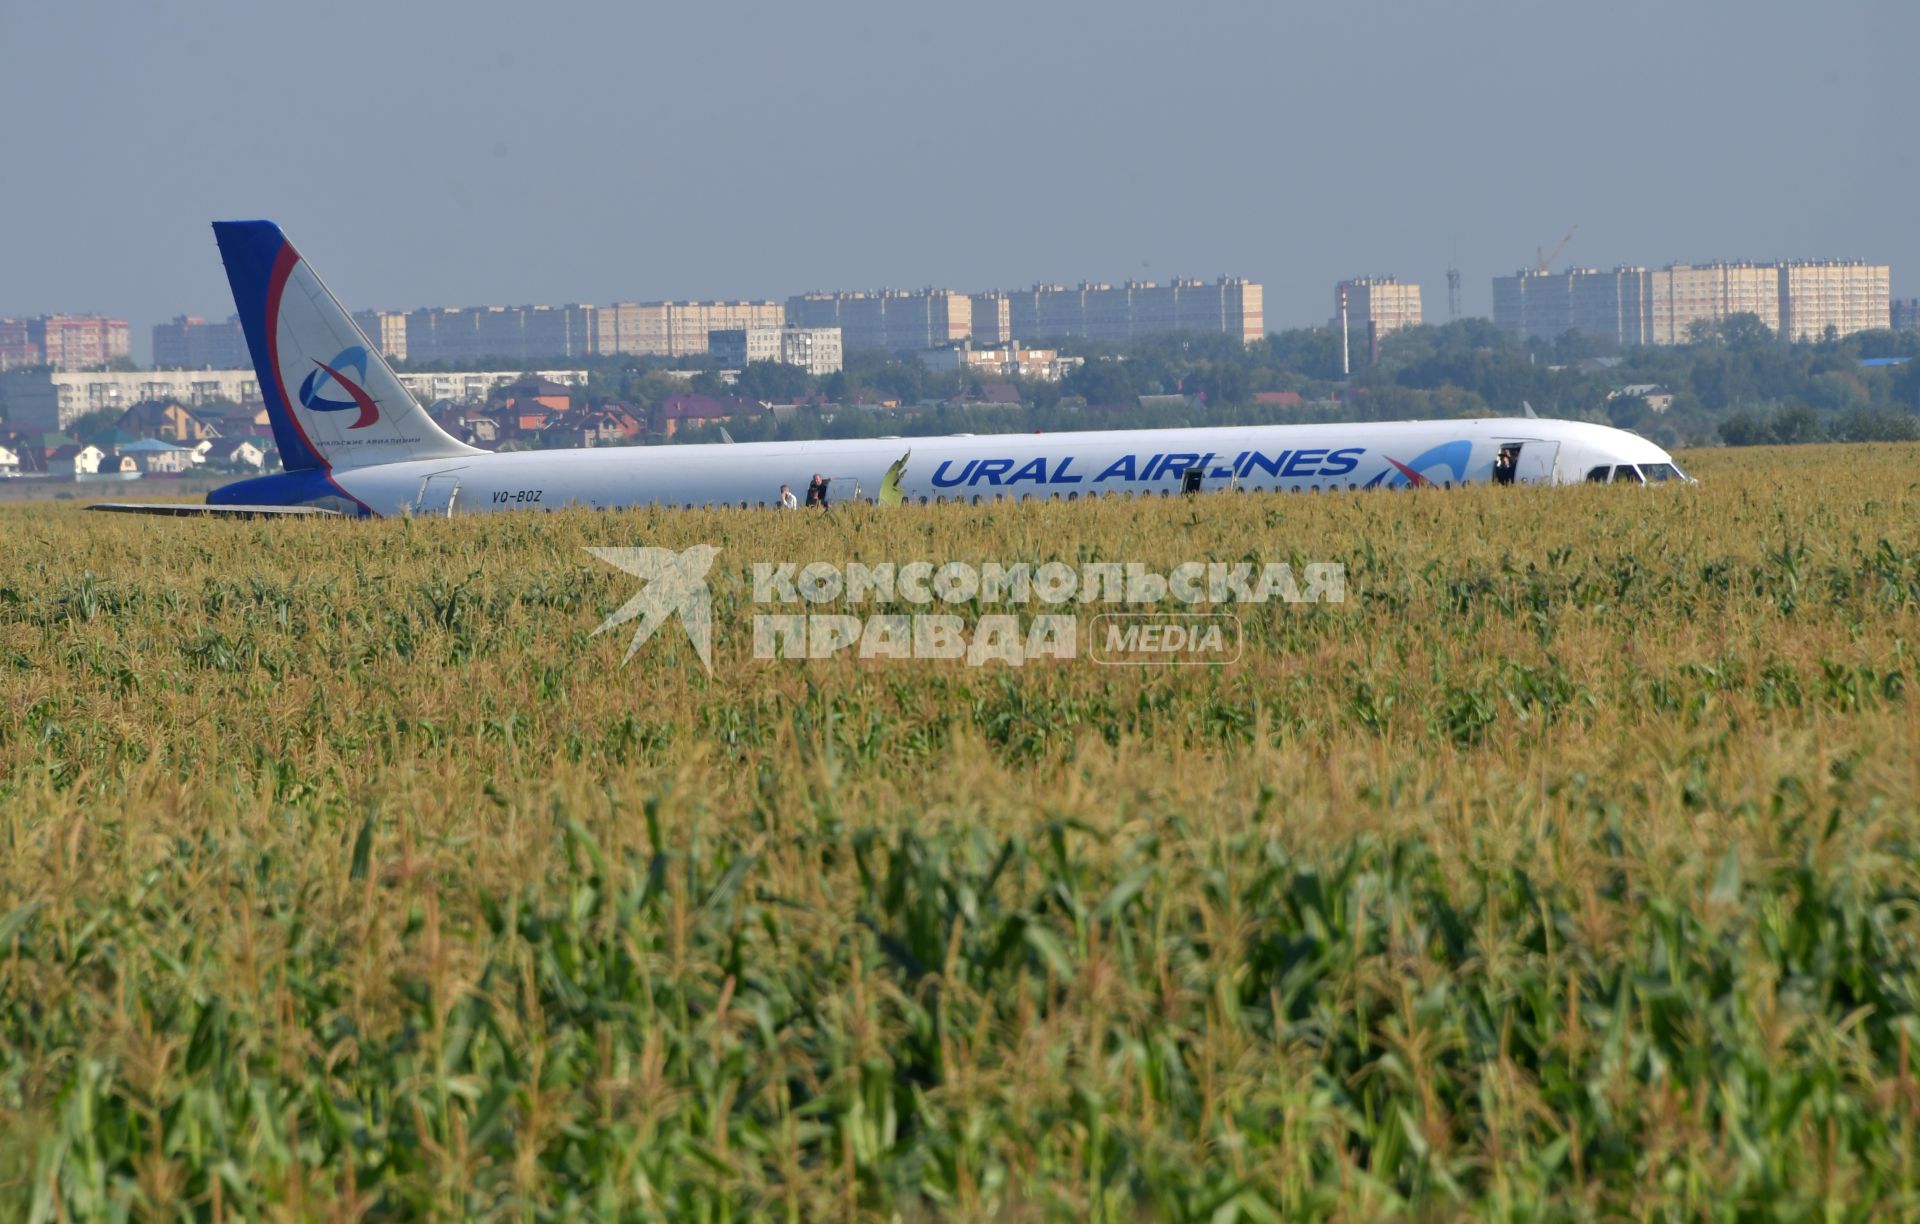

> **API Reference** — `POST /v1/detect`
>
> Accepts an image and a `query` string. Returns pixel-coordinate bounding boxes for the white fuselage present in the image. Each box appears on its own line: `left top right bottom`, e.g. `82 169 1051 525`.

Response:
312 417 1682 517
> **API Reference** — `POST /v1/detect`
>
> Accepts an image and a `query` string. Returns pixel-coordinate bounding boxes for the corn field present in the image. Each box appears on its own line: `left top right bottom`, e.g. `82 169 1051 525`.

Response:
4 443 1920 1219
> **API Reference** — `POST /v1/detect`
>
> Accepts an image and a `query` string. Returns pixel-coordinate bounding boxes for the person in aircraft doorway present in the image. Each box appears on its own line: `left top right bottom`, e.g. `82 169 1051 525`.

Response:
1494 445 1519 486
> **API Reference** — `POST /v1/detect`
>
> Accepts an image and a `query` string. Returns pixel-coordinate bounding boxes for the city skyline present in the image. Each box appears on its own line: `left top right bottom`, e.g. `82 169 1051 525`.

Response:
2 1 1914 362
4 241 1908 374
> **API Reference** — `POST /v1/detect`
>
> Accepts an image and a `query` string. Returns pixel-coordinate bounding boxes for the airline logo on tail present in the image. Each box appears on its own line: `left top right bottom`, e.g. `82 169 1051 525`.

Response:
297 345 381 429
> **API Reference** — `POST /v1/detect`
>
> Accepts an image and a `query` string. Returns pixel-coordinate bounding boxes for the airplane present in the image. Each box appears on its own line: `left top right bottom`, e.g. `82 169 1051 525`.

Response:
94 221 1690 519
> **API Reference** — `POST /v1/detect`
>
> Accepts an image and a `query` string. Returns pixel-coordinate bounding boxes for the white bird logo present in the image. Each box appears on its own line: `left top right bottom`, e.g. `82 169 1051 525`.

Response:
585 544 719 671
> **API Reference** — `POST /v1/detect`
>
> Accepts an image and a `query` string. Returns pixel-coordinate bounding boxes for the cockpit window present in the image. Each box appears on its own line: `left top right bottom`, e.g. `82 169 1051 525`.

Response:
1641 463 1680 482
1586 465 1611 483
1612 464 1644 484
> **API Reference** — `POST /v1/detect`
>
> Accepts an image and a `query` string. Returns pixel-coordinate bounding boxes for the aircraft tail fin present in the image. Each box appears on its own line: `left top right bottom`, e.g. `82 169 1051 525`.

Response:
213 220 482 471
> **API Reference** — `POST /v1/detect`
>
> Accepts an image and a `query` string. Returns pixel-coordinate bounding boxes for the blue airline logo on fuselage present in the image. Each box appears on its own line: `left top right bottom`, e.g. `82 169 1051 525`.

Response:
1364 439 1473 489
928 447 1368 489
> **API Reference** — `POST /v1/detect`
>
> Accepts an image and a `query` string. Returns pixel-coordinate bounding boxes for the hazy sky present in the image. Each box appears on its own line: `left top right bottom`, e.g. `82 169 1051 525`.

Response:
4 0 1914 357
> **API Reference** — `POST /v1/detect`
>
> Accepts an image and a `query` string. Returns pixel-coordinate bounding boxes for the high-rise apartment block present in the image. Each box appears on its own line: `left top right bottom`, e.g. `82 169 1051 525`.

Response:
1336 278 1422 352
971 293 1013 344
708 326 844 376
351 310 409 362
152 315 248 368
1494 261 1890 345
1894 299 1920 333
966 277 1262 347
786 276 1265 353
786 290 972 352
397 304 599 365
0 320 34 369
600 301 785 358
1776 261 1892 341
348 301 785 363
0 314 131 370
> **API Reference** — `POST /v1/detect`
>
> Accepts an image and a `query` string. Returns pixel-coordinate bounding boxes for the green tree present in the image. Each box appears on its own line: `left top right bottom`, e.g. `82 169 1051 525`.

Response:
1605 394 1651 431
1718 313 1775 349
689 370 731 397
1194 363 1251 407
1717 410 1772 446
1831 407 1920 442
733 361 812 403
1769 403 1823 444
67 408 123 443
1063 358 1138 406
1895 360 1920 411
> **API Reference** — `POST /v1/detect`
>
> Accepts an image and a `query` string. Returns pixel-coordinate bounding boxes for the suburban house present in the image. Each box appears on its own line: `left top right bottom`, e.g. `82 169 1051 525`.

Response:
117 437 197 474
218 439 268 469
214 402 274 431
653 394 752 438
117 400 224 444
504 376 574 414
1609 384 1676 413
48 443 105 476
567 405 645 448
508 406 554 434
433 405 501 445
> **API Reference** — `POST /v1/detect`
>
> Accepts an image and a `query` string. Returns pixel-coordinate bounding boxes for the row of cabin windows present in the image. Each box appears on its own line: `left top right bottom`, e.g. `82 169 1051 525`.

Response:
627 481 1457 511
555 467 1687 511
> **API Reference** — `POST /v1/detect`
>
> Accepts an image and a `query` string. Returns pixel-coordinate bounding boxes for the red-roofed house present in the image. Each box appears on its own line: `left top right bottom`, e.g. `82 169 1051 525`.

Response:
1255 391 1304 408
653 394 752 438
502 376 574 414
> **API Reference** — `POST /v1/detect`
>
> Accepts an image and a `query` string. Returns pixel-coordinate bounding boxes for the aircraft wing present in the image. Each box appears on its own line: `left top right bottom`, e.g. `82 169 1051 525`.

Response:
87 503 341 518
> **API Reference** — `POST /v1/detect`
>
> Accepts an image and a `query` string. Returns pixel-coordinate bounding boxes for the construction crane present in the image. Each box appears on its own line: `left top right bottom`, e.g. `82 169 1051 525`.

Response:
1535 224 1577 274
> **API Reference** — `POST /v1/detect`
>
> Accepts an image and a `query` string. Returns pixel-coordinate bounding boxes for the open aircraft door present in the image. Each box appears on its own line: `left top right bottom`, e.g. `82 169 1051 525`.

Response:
1512 441 1560 485
412 469 466 518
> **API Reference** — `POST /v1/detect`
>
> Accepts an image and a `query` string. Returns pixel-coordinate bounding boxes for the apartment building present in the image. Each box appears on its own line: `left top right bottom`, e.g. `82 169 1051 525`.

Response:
1494 260 1891 345
917 340 1083 382
973 277 1263 347
0 319 33 369
0 366 588 430
787 290 971 352
0 368 263 431
398 304 598 364
591 301 786 358
1648 263 1782 343
350 310 409 362
708 326 844 375
152 315 248 369
0 314 131 370
1776 261 1891 341
1336 277 1422 354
